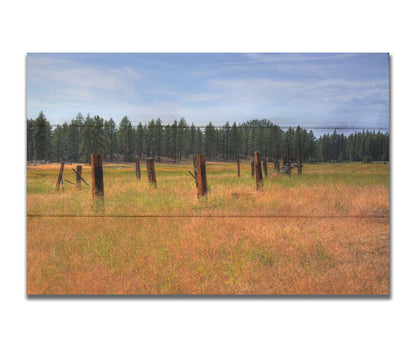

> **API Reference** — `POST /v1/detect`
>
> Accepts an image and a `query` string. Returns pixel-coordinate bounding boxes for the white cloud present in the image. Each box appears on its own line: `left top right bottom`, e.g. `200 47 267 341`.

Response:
27 56 142 92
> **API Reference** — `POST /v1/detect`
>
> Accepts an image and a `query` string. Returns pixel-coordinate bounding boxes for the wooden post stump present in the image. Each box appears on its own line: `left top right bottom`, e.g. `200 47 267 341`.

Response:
254 151 263 190
76 165 82 189
146 158 157 188
91 154 104 211
146 158 157 187
196 154 207 198
56 161 65 191
136 159 141 180
237 159 240 177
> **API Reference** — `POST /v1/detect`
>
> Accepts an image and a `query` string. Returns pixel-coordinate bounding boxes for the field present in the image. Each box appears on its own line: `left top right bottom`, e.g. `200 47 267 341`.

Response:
27 161 389 295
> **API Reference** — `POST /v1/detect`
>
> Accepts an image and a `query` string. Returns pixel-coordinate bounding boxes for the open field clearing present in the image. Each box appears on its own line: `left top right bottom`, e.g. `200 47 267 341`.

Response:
27 162 389 294
27 162 389 217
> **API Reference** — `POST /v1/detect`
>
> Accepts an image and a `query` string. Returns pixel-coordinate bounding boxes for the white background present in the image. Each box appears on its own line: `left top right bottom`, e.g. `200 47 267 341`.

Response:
1 1 415 346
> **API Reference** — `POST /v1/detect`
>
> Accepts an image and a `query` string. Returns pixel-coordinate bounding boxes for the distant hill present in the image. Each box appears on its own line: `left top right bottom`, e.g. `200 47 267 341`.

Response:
239 119 274 127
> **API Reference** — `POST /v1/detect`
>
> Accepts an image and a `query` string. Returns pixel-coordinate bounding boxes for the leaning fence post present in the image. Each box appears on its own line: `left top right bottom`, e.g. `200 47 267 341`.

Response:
136 159 141 180
56 161 65 191
76 165 82 189
254 151 263 190
146 158 157 187
237 159 240 177
91 154 104 211
196 153 207 198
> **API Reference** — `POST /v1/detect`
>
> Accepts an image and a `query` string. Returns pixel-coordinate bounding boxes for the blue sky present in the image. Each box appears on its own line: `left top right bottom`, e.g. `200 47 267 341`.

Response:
27 53 389 131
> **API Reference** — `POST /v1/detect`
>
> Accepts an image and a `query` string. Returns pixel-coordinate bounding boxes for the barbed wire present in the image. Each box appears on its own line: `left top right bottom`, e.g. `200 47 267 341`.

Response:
27 214 389 219
28 124 390 131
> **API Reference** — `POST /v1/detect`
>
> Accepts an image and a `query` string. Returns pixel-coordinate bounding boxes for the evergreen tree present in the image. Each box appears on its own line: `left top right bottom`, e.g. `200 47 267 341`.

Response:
104 118 117 161
195 127 203 154
27 118 35 161
91 116 107 155
204 122 216 160
171 120 178 161
230 122 240 160
146 119 155 157
135 122 144 157
66 119 80 162
177 118 188 161
164 124 172 158
118 116 135 161
33 111 51 161
29 114 389 164
79 114 94 163
154 118 163 161
52 125 65 162
189 123 196 157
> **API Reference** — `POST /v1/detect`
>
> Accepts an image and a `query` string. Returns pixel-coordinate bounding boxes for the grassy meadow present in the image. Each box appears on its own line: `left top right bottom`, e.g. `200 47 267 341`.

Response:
27 161 389 294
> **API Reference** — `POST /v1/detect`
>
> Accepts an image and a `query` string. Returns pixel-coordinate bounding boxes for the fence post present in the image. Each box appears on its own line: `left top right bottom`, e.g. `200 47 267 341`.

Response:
298 137 302 175
56 161 65 191
91 154 104 211
136 159 141 180
76 165 82 189
146 158 157 187
237 159 240 177
254 151 263 190
196 153 207 198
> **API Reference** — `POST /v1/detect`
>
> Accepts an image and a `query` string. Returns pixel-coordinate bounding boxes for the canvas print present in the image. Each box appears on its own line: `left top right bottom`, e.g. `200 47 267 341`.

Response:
26 53 389 295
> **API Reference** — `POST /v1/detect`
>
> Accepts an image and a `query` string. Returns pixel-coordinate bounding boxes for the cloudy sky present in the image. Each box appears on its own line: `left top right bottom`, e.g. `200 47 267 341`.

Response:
27 53 389 131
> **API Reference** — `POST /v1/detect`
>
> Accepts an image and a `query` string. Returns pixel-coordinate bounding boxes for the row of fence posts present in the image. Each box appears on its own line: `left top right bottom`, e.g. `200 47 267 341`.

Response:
56 162 86 191
248 137 303 189
55 138 303 209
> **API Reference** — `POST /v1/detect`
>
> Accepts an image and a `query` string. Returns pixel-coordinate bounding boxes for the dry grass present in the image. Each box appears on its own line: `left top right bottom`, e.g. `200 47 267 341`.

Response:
27 161 389 295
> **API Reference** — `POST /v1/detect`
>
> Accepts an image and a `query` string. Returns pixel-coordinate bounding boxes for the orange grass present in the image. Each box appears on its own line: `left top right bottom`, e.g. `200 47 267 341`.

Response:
27 162 389 295
27 162 389 217
27 217 389 295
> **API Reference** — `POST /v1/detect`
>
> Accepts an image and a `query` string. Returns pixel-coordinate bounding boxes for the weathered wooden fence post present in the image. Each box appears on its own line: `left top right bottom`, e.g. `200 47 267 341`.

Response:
254 151 263 190
298 137 302 175
263 160 268 177
56 161 65 191
237 159 240 177
91 154 104 211
136 159 141 180
251 159 254 178
146 158 157 187
76 165 82 189
196 154 207 198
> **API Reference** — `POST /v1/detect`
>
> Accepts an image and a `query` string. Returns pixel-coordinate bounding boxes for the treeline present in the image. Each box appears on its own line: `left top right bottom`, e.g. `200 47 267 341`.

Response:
27 112 389 163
